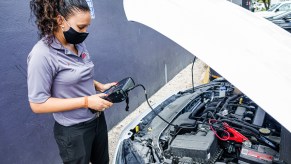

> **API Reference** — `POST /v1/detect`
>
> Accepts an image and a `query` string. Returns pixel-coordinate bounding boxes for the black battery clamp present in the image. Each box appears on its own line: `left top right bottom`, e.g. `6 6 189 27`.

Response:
90 77 135 113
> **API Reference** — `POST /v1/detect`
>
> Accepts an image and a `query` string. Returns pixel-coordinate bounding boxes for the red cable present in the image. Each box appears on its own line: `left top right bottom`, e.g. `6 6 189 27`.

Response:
209 120 230 141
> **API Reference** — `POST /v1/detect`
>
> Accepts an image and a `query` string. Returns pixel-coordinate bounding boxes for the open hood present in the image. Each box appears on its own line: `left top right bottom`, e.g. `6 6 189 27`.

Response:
123 0 291 132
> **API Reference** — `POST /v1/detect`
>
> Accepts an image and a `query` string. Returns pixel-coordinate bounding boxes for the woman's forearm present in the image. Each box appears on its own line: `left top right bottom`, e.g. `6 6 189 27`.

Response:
30 97 85 113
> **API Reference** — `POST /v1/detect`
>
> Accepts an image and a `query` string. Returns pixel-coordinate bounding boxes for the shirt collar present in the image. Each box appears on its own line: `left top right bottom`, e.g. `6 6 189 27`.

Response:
50 36 85 57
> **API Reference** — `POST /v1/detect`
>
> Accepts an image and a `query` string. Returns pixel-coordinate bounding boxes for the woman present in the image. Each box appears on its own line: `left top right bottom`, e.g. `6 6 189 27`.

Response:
28 0 115 163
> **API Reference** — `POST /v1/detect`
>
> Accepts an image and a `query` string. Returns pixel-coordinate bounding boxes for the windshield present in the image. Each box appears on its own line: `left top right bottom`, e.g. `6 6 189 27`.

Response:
268 3 280 11
272 10 291 19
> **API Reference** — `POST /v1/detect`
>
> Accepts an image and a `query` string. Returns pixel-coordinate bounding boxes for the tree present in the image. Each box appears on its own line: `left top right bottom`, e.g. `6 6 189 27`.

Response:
261 0 271 10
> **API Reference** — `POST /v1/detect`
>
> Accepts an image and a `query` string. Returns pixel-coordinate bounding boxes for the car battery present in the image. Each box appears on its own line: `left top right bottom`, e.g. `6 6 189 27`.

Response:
170 131 218 163
238 145 278 164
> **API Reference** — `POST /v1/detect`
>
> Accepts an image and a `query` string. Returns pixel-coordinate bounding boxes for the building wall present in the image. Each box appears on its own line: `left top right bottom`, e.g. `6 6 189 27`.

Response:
232 0 243 6
0 0 193 163
228 0 250 9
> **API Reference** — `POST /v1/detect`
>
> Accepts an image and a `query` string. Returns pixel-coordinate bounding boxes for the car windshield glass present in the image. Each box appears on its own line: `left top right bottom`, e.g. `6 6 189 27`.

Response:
268 3 280 11
273 11 291 19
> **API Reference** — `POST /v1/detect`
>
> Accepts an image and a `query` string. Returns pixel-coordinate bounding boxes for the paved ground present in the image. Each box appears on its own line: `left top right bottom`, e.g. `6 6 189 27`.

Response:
107 59 207 163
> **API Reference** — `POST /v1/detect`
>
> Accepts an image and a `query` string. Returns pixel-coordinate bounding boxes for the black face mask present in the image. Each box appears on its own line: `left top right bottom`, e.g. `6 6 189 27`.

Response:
63 27 89 44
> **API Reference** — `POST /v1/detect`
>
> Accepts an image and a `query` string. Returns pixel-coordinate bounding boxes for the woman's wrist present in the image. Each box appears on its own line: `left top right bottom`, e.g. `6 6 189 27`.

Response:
84 96 89 109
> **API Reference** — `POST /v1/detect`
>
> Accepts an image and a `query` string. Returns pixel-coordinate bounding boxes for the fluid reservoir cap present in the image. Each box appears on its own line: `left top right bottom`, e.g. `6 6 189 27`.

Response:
259 128 271 135
239 97 243 104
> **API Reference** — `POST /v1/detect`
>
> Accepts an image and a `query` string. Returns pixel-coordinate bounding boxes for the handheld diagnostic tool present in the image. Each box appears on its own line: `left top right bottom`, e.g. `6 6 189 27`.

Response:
90 77 135 113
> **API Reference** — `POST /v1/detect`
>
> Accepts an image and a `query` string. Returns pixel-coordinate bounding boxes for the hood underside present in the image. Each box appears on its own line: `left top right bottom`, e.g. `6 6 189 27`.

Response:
123 0 291 132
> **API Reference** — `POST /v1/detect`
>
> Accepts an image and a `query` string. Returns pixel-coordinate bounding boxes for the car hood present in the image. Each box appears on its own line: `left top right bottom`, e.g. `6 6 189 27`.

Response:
123 0 291 132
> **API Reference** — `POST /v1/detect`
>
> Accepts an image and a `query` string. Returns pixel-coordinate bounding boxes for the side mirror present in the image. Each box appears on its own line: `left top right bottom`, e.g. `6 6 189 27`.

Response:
275 8 280 12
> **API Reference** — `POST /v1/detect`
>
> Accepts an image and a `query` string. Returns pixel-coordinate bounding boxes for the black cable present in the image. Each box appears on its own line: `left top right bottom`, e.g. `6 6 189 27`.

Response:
216 113 262 129
128 84 177 127
220 94 240 112
191 56 196 93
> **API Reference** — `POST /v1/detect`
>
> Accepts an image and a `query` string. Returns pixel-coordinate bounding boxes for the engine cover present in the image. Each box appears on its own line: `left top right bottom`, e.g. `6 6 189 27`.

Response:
170 130 218 163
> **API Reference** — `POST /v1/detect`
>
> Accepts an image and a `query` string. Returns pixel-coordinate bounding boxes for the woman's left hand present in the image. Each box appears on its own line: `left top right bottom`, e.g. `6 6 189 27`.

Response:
101 82 117 92
94 80 117 92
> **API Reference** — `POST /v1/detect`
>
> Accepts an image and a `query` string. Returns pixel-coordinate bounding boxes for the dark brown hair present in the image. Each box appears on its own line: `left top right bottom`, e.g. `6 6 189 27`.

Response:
30 0 90 45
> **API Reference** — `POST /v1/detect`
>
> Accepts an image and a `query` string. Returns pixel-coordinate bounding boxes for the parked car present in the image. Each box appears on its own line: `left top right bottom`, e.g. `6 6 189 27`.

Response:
267 10 291 33
255 1 291 18
114 0 291 163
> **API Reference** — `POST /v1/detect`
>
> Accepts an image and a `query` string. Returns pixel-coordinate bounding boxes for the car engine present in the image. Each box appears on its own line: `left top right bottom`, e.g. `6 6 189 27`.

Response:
119 79 283 164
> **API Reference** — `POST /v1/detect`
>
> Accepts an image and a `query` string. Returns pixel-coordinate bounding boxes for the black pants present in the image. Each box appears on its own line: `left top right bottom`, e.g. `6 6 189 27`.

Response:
53 112 109 164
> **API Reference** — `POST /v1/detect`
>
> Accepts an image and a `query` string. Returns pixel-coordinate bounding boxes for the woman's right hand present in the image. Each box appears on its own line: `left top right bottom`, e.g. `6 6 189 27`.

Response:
88 93 113 111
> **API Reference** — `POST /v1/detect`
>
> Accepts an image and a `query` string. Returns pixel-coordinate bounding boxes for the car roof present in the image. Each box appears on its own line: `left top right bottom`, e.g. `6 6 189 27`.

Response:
270 1 291 7
273 1 291 5
280 1 291 4
124 0 291 132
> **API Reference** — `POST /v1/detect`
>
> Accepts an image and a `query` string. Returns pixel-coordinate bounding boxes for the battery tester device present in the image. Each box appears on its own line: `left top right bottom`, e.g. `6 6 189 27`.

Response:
102 77 135 103
90 77 136 113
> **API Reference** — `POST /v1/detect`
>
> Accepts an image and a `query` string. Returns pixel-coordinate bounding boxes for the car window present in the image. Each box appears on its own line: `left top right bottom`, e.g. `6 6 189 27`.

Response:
273 11 291 19
278 3 291 11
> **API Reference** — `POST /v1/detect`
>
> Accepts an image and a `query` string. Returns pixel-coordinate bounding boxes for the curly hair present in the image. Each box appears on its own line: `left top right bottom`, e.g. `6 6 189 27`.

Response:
30 0 90 45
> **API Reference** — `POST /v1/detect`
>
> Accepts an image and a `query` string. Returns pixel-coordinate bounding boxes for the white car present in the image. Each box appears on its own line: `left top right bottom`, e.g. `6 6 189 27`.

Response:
114 0 291 163
255 1 291 18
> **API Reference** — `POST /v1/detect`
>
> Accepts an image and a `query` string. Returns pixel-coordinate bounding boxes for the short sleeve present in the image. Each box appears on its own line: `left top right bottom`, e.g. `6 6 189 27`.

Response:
27 49 56 103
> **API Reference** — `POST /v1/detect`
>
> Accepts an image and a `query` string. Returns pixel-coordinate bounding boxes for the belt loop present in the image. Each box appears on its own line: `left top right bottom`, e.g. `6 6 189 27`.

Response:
96 111 101 117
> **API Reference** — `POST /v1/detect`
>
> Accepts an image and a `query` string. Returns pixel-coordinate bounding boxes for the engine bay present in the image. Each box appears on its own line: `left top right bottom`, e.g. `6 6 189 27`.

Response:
119 79 284 164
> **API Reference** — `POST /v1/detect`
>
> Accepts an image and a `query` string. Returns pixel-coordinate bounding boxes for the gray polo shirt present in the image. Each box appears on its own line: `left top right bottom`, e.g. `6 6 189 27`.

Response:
27 37 96 126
